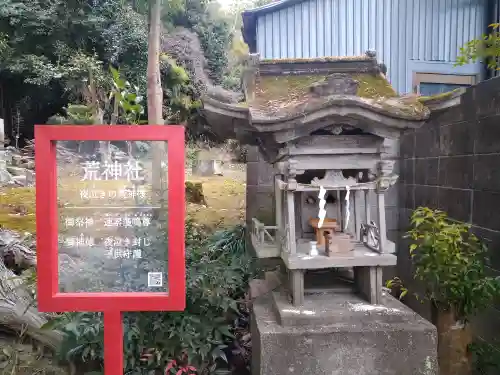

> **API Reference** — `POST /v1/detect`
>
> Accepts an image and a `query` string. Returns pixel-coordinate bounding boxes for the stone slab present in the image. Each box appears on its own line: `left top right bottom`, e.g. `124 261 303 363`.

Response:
271 288 422 328
282 239 397 270
252 294 438 375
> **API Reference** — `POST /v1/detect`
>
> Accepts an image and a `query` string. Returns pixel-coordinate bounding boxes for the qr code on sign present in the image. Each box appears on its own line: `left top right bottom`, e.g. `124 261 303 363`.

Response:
147 272 163 287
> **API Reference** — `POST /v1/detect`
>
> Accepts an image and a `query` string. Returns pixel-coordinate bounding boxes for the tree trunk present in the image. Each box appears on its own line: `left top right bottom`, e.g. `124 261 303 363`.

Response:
0 230 63 349
87 69 109 162
433 306 472 375
147 0 165 207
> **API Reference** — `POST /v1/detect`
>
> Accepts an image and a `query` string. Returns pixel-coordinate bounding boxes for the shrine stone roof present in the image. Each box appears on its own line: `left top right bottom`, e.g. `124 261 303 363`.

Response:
247 55 425 120
201 51 465 153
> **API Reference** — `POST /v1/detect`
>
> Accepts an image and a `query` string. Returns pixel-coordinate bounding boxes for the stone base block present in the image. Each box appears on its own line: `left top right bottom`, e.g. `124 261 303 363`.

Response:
192 159 223 176
252 292 437 375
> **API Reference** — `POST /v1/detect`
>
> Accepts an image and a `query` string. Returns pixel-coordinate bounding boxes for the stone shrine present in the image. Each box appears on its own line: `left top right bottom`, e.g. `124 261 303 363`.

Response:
201 51 464 375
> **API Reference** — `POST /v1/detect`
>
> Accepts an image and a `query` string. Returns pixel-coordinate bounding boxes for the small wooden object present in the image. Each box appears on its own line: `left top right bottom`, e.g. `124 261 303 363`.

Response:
309 218 339 246
324 232 333 256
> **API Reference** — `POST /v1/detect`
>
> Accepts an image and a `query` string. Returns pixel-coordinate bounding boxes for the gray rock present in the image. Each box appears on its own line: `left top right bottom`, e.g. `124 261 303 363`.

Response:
11 154 22 166
0 150 12 164
12 175 26 186
19 160 35 170
7 166 27 176
0 166 12 185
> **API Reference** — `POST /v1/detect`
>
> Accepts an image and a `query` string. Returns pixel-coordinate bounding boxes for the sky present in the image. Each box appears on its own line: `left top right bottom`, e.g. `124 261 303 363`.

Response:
216 0 233 9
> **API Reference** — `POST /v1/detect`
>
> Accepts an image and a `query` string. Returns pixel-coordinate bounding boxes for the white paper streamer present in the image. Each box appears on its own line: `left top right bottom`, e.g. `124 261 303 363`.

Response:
317 186 326 228
344 186 351 232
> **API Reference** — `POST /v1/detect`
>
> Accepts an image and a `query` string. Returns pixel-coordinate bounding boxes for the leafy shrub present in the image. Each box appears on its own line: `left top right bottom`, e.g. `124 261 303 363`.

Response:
469 339 500 375
43 223 254 374
406 207 500 321
195 21 232 85
221 64 243 92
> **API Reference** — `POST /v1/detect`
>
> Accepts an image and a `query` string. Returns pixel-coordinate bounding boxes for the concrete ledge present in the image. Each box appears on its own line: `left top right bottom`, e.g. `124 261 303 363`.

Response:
252 293 438 375
282 241 397 270
271 289 430 328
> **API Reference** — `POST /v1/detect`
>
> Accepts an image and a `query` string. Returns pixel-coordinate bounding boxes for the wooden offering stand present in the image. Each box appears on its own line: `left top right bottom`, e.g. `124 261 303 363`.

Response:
309 218 338 245
309 218 353 256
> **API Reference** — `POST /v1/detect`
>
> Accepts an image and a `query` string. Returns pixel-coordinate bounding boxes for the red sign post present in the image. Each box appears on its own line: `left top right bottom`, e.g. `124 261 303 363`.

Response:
35 125 186 375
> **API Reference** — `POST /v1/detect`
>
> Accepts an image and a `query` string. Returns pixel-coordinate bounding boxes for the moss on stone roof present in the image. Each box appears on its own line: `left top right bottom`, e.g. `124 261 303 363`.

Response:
250 72 401 117
259 55 372 64
417 89 459 104
252 74 325 114
353 74 397 99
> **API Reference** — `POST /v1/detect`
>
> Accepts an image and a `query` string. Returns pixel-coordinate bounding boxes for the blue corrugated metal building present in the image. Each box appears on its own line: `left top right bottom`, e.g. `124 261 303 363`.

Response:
242 0 499 95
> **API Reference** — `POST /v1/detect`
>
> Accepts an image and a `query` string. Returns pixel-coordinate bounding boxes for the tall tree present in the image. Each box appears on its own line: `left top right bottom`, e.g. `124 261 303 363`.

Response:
147 0 165 205
147 0 163 126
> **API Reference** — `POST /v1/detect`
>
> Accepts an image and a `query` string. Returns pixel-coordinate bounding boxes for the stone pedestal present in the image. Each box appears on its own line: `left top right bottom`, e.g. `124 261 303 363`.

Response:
192 159 223 176
0 119 4 149
251 291 438 375
25 170 35 186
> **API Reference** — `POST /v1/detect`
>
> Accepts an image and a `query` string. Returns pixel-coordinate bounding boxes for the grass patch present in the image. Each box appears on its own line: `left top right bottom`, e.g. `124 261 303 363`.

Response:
0 187 36 233
186 175 245 230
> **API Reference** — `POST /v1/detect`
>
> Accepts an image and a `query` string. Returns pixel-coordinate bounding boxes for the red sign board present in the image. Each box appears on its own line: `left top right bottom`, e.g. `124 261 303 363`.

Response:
35 125 186 375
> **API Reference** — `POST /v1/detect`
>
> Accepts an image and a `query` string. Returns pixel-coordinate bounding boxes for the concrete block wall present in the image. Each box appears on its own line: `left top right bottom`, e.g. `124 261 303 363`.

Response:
398 77 500 345
246 146 277 226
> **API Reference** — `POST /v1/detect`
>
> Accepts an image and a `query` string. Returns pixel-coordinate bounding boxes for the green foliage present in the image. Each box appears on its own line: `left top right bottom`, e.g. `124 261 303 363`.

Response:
469 339 500 375
195 20 232 84
161 54 196 123
0 0 212 134
0 0 151 138
46 104 94 125
0 0 237 142
170 0 232 85
46 65 145 126
456 23 500 70
42 223 255 374
0 1 127 83
110 66 145 124
100 3 149 88
222 63 243 91
406 207 500 321
384 277 408 300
